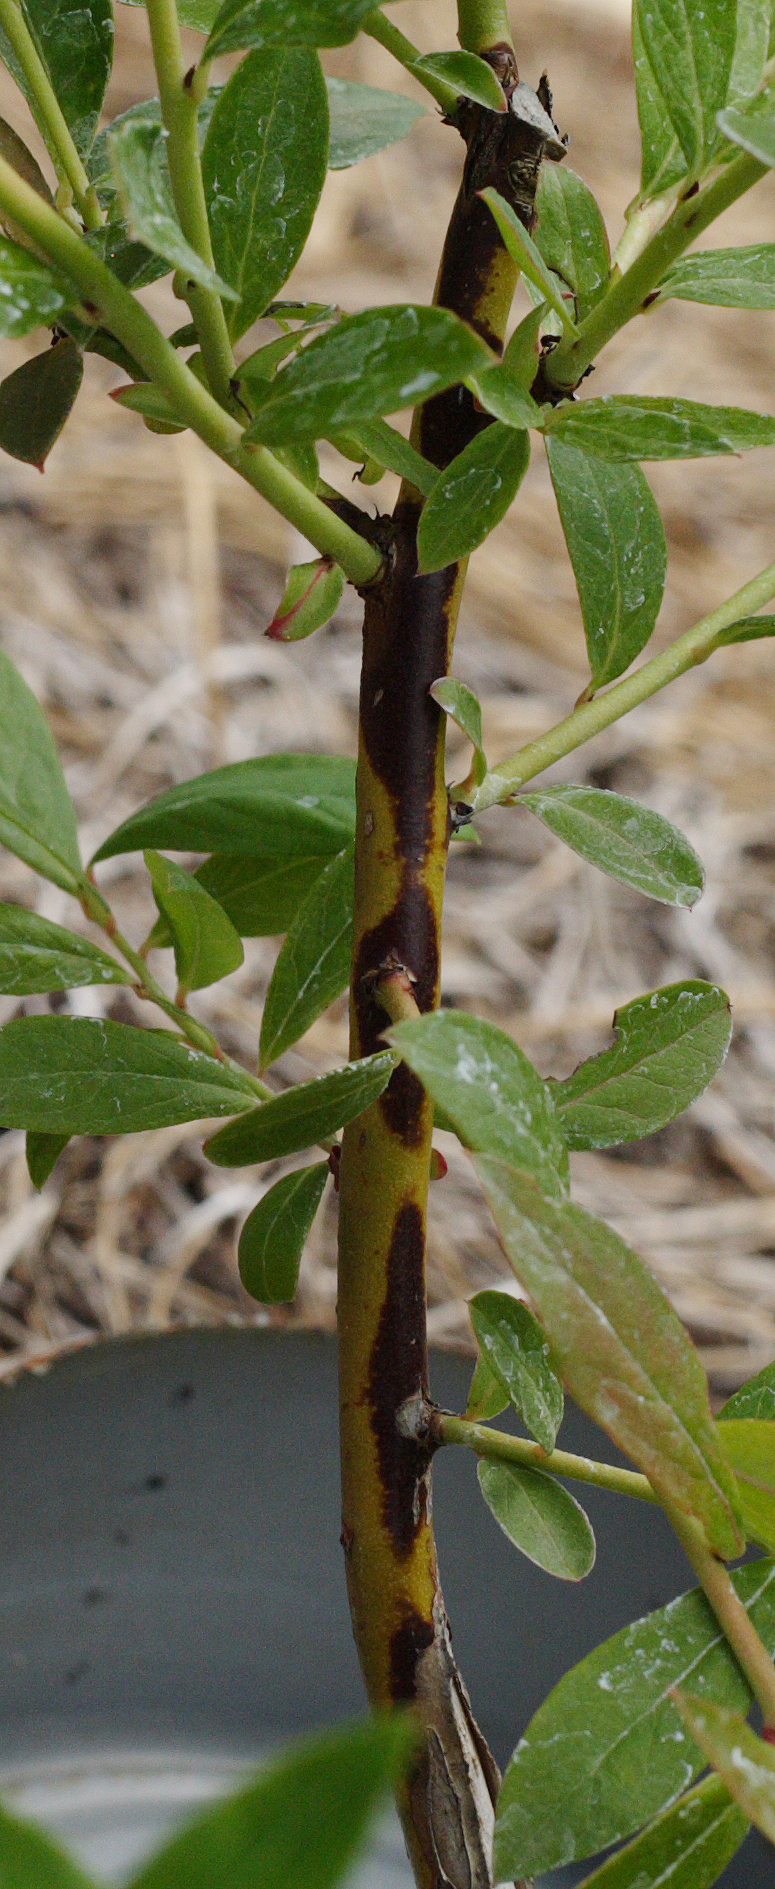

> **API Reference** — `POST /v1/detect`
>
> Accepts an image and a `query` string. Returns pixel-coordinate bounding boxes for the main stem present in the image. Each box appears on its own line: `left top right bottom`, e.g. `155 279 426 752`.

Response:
337 47 549 1889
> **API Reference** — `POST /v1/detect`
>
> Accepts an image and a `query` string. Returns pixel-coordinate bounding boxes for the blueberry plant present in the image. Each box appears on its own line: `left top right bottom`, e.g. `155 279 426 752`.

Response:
0 0 774 1881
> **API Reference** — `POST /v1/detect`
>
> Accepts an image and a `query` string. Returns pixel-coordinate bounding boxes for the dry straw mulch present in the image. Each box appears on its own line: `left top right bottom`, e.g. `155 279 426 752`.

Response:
0 0 774 1392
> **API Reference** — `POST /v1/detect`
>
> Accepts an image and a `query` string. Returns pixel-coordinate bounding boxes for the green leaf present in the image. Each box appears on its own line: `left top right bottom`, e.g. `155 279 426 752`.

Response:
534 164 609 322
205 0 385 60
671 1694 775 1845
109 116 238 299
0 1016 253 1134
0 113 54 206
410 50 506 111
571 1774 748 1889
259 843 353 1068
468 1288 564 1452
478 1459 595 1580
386 1010 569 1200
326 77 425 167
553 980 732 1150
204 1050 395 1165
500 304 545 390
479 187 579 332
634 0 735 169
727 0 771 104
474 1158 744 1558
465 360 543 431
26 1129 69 1189
518 786 705 906
715 613 775 645
716 1417 775 1551
266 559 345 641
416 422 530 572
189 853 328 937
0 1797 98 1887
91 755 356 863
0 236 77 336
238 1161 327 1301
430 677 486 787
0 904 129 994
201 50 328 340
545 439 666 688
0 0 113 161
129 1714 415 1889
0 337 82 468
658 244 775 308
111 382 182 427
245 305 490 446
720 1360 775 1421
544 393 775 459
0 644 82 891
144 850 244 996
492 1556 775 1878
327 418 437 496
717 101 775 163
239 317 337 388
632 6 688 199
465 1349 508 1422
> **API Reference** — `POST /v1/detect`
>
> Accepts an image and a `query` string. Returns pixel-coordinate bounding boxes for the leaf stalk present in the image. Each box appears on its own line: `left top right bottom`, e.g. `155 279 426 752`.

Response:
435 1410 660 1504
666 1503 775 1732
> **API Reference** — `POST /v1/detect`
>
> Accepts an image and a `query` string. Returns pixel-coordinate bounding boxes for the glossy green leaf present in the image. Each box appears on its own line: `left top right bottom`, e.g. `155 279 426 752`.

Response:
111 382 182 427
500 304 545 390
129 1714 415 1889
238 1161 327 1301
478 1459 595 1579
492 1556 775 1878
671 1695 775 1844
204 1050 395 1165
716 1417 775 1551
544 394 775 459
715 613 775 645
0 236 77 336
326 77 425 167
26 1129 69 1189
480 188 579 332
717 102 775 163
632 6 688 198
545 438 666 688
0 905 129 994
0 1797 97 1887
430 677 486 787
87 224 171 293
0 645 82 892
465 1349 508 1422
474 1158 744 1557
572 1774 748 1889
109 117 238 299
144 850 244 996
410 50 505 111
327 418 437 496
190 854 328 938
92 755 356 864
634 0 735 169
468 1288 564 1452
245 305 490 446
386 1010 569 1200
238 313 338 388
658 244 775 307
554 980 732 1149
89 90 218 199
416 422 530 572
174 0 221 27
519 786 705 906
0 1016 253 1133
205 0 387 60
0 337 82 469
259 842 353 1067
202 50 327 339
719 1360 775 1421
466 359 543 431
534 165 609 322
266 559 345 642
0 0 112 161
729 0 771 103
